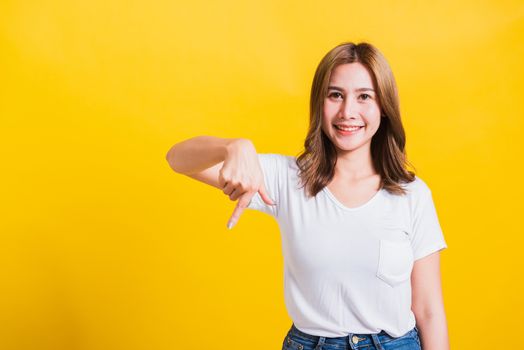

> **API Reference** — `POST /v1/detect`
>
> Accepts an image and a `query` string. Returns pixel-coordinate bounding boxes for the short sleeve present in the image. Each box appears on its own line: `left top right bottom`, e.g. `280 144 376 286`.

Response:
409 188 448 261
245 153 286 218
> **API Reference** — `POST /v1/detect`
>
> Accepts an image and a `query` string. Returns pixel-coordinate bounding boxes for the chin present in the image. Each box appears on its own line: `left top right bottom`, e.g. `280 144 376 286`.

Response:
337 146 361 153
333 138 369 152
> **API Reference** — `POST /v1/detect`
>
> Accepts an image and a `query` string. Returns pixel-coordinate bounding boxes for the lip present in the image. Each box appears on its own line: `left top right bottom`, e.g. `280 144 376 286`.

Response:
333 124 364 136
334 124 365 128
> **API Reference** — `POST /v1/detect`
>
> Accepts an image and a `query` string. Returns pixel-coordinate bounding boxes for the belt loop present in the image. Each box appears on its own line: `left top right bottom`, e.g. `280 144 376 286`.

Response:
347 333 354 350
315 336 326 349
370 334 384 350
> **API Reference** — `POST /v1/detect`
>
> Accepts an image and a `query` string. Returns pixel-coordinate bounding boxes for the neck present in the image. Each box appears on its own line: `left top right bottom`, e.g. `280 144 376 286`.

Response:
334 144 377 181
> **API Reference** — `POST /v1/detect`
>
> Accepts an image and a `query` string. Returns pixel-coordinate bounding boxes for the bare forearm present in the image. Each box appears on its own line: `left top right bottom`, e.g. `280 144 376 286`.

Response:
416 312 450 350
165 135 245 175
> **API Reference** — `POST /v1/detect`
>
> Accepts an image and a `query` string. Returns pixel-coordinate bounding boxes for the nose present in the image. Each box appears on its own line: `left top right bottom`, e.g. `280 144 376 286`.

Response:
340 96 359 119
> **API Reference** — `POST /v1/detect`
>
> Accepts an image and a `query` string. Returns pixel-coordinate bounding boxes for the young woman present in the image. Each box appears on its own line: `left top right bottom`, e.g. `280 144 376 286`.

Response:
166 42 450 350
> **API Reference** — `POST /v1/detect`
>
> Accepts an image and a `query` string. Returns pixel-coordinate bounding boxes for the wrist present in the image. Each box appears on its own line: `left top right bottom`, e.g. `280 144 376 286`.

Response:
225 138 253 157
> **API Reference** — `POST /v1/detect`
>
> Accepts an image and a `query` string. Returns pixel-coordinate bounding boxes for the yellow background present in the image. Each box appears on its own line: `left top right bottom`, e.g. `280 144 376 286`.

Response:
1 1 523 349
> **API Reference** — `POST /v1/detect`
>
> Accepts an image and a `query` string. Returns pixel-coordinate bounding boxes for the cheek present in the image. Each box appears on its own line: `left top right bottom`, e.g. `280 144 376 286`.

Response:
363 105 381 123
363 102 380 114
323 100 339 116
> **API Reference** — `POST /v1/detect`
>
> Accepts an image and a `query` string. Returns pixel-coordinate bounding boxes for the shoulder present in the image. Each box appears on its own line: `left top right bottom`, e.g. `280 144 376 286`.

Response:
402 175 431 194
400 175 434 206
257 153 296 170
257 153 293 161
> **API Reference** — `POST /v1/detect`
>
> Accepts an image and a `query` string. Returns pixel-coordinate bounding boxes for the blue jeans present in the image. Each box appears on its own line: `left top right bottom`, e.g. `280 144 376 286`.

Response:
282 323 421 350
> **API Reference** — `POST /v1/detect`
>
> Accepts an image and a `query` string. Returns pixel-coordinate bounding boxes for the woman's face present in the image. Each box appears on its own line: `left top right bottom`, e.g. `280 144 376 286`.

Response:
321 62 382 155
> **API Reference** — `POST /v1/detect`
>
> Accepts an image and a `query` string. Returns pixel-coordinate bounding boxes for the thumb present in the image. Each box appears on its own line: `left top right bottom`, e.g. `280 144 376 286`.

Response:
258 182 276 206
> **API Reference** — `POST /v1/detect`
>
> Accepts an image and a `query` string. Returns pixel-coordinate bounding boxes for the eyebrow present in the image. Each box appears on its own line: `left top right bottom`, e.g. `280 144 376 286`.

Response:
327 86 375 93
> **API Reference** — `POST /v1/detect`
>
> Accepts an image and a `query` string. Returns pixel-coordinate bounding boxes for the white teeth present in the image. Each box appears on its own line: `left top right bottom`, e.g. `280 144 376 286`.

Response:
335 125 362 131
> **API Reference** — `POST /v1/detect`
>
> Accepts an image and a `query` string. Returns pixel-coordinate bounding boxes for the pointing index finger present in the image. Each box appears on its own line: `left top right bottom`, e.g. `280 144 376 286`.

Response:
226 192 252 230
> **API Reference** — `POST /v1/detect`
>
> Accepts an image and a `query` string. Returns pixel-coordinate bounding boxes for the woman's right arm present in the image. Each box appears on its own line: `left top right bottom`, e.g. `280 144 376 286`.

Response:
165 135 240 177
165 136 275 228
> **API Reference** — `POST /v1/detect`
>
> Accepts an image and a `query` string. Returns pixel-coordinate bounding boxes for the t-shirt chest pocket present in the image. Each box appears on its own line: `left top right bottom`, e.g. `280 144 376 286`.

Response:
376 238 414 288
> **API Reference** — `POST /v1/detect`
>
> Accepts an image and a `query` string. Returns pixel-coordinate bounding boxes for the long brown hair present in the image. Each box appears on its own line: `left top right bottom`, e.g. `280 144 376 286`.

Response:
295 41 416 197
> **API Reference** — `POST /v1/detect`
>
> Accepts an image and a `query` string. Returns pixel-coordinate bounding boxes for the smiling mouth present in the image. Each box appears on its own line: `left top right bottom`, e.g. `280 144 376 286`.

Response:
333 125 364 132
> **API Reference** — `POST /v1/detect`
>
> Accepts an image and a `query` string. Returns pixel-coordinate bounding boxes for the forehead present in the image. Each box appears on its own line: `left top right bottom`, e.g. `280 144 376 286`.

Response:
329 62 374 88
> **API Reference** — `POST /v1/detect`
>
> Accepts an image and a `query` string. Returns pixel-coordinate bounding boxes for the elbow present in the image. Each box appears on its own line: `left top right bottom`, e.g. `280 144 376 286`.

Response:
165 147 180 173
413 305 446 322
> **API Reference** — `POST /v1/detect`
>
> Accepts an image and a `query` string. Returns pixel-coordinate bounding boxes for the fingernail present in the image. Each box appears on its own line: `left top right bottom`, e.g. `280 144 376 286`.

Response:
227 220 234 230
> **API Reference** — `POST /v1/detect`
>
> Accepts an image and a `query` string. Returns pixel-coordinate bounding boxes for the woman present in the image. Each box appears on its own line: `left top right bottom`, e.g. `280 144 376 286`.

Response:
166 42 450 350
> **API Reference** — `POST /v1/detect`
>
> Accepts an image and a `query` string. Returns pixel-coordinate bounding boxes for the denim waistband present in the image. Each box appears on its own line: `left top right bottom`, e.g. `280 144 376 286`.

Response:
288 323 418 348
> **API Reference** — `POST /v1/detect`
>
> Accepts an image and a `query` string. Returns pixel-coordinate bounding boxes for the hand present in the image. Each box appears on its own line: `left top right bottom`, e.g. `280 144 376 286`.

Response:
218 139 276 229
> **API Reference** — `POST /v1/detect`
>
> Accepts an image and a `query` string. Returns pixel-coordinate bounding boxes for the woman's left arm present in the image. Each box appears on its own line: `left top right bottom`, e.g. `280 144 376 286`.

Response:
411 251 450 350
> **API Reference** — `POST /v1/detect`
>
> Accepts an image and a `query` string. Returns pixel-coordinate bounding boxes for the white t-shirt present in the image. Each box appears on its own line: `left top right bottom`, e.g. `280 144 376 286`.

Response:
246 153 448 338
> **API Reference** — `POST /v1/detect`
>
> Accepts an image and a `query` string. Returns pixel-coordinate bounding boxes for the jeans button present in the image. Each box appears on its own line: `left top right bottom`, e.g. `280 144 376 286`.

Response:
352 335 359 344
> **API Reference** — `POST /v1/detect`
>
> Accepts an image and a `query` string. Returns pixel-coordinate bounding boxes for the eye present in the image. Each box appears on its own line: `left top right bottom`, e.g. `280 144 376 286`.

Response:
360 93 372 100
328 92 343 100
